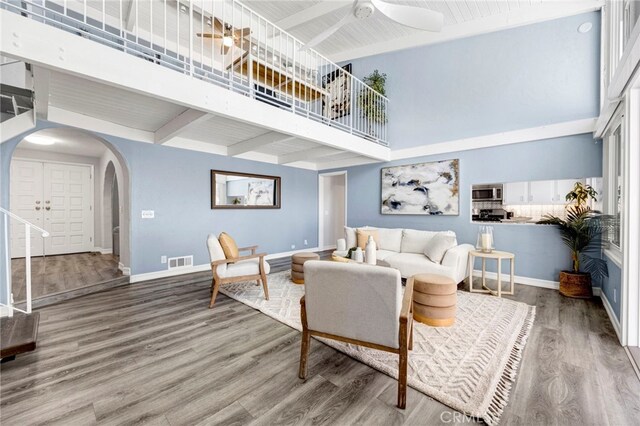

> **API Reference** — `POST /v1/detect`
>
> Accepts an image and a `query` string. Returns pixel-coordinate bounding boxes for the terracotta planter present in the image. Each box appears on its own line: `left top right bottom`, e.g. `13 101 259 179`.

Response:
559 271 593 299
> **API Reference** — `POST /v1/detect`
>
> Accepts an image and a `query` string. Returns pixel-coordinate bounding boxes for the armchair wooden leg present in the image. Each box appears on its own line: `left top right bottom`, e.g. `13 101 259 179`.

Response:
398 345 408 409
261 272 269 301
209 278 221 309
408 319 414 351
299 326 311 379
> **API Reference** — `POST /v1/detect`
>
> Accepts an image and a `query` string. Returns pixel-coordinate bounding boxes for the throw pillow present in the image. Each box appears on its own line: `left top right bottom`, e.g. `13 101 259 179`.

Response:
356 228 380 249
219 232 239 259
424 232 457 264
344 226 357 249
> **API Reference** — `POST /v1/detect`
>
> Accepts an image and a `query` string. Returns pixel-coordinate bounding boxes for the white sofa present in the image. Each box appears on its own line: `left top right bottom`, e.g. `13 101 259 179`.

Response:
335 227 473 283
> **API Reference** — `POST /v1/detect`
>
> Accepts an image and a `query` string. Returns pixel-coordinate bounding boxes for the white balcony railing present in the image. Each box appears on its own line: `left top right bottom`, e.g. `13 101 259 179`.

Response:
1 0 389 145
1 207 49 316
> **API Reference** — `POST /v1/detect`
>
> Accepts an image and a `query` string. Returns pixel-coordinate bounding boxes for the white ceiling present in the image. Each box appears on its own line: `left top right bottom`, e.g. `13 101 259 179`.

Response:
18 127 108 158
241 0 603 61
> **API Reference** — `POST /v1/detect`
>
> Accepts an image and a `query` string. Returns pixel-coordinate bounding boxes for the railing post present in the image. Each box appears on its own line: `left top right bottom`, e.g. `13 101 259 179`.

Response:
24 223 31 314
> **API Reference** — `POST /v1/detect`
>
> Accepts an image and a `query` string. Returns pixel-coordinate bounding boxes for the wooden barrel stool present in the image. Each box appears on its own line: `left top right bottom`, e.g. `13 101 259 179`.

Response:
412 274 457 327
291 252 320 284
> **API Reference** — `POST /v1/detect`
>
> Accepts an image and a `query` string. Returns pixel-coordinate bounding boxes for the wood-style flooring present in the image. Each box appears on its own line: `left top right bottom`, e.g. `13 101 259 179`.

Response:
1 271 639 425
11 252 122 302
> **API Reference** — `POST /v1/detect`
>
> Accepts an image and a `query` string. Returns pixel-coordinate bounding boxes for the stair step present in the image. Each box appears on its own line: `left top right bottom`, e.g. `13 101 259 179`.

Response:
1 312 40 361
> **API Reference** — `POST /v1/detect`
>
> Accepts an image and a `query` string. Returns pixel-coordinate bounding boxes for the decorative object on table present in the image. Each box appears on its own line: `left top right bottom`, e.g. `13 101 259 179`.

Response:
219 270 535 426
381 159 459 215
290 252 320 284
352 247 364 263
206 233 269 309
365 235 377 265
359 69 387 137
210 170 281 209
468 250 515 298
322 63 352 120
336 238 347 251
299 262 413 408
537 181 610 298
476 225 494 253
412 273 457 327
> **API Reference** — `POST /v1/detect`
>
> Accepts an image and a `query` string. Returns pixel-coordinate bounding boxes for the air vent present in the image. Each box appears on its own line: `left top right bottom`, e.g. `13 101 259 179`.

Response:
167 255 193 270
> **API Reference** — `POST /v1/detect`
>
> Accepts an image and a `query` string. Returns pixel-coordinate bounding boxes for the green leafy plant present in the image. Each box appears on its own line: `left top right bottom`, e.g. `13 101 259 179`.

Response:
537 182 609 279
359 70 387 129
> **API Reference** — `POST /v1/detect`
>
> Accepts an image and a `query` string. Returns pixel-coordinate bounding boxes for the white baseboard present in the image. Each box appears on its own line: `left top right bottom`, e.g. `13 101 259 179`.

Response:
129 247 322 283
0 305 14 318
94 247 113 255
600 291 622 341
118 262 131 276
472 270 559 290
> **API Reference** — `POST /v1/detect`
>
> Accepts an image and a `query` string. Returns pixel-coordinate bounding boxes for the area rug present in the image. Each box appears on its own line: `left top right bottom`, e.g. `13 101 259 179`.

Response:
219 271 535 425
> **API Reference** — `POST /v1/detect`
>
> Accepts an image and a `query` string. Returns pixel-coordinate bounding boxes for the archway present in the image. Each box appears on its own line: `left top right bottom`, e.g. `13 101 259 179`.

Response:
5 125 132 304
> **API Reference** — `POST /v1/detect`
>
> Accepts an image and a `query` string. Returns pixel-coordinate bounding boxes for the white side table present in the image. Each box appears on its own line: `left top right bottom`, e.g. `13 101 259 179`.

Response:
467 250 515 297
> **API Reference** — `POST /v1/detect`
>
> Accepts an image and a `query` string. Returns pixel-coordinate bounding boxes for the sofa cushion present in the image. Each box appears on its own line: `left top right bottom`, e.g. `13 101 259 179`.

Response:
220 258 270 278
376 249 397 261
376 228 403 252
424 232 458 263
357 228 380 249
400 229 438 253
344 226 357 249
384 253 456 280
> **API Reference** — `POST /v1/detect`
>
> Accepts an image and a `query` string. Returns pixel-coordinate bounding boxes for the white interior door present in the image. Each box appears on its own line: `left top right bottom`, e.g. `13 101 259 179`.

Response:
43 163 93 255
10 160 45 257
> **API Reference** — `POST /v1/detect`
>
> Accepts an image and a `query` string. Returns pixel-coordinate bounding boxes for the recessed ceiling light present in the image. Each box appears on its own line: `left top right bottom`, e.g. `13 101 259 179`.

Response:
26 135 56 145
578 22 593 33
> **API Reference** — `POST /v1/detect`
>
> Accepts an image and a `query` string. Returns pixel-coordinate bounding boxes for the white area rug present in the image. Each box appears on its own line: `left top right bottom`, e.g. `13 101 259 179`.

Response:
219 271 535 425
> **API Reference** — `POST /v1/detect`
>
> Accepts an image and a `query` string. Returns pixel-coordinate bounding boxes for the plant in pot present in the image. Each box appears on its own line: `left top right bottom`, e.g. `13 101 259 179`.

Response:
358 70 387 139
537 182 609 298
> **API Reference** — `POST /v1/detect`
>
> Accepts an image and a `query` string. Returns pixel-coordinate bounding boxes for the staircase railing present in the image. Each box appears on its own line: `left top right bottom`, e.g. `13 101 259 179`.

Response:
0 0 390 145
0 207 49 316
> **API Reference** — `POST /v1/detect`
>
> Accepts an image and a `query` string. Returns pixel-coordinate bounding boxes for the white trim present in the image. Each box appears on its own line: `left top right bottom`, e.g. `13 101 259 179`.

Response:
601 289 622 341
118 262 131 276
472 270 559 290
0 111 36 144
605 247 623 268
390 119 597 161
129 246 323 283
154 109 209 145
94 247 113 255
0 305 14 318
318 171 348 249
329 1 604 63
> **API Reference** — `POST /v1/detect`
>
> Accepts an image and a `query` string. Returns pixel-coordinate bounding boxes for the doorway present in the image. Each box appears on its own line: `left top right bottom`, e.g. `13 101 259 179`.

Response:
318 171 347 249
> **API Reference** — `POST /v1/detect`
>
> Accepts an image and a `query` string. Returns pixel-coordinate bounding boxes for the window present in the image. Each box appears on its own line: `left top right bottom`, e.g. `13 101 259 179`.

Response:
609 125 623 249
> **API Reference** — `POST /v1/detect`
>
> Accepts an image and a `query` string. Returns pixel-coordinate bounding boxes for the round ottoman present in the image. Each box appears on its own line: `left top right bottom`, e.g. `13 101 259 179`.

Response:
412 274 457 327
291 252 320 284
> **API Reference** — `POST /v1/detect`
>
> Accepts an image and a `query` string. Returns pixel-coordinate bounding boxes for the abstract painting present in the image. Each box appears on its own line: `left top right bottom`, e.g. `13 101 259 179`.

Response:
322 63 352 119
247 180 275 206
381 159 459 215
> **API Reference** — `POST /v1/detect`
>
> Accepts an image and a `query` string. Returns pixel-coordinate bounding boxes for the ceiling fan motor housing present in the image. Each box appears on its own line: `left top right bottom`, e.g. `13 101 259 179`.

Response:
355 3 375 19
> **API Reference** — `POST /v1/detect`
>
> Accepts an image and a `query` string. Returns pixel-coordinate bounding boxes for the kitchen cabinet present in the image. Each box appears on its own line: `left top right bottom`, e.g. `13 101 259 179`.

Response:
503 182 529 205
554 179 584 204
529 180 555 204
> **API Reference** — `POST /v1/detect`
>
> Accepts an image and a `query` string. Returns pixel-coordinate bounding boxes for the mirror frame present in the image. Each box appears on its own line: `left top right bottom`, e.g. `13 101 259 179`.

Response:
210 170 281 209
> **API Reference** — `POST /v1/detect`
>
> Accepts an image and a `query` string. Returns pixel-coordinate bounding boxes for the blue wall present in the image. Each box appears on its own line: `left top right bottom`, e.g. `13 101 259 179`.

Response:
323 134 602 282
0 123 319 301
601 258 622 319
344 12 601 149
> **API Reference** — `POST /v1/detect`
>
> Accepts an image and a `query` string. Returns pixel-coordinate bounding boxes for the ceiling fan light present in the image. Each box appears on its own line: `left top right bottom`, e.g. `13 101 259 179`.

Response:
26 135 56 145
223 36 234 47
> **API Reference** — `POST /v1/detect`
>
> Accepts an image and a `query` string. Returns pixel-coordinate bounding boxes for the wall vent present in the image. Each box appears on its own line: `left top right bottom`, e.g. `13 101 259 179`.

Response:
167 255 193 270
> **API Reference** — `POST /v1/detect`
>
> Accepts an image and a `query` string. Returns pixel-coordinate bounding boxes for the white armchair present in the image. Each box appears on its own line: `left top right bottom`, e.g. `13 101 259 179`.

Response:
206 234 270 309
298 261 414 409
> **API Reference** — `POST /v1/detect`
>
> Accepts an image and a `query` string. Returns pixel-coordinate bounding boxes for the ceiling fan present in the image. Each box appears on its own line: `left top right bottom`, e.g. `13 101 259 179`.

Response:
303 0 444 50
197 17 251 55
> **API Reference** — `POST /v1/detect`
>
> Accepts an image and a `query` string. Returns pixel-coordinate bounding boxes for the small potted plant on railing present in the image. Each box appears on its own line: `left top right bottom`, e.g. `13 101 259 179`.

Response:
358 70 387 139
537 182 610 298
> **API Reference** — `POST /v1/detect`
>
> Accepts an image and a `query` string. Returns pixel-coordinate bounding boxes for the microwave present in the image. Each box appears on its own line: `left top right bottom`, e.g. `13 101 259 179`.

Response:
472 184 503 201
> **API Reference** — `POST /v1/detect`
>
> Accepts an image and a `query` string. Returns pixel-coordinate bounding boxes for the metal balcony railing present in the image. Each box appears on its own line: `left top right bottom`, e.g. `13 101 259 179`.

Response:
1 0 389 145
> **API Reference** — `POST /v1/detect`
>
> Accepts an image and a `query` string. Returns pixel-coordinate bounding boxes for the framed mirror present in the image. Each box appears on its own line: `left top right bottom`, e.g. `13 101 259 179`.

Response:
211 170 281 209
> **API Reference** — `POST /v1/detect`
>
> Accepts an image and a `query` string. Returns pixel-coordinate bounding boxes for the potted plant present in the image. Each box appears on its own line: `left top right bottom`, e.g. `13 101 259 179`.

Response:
358 70 387 138
537 182 609 298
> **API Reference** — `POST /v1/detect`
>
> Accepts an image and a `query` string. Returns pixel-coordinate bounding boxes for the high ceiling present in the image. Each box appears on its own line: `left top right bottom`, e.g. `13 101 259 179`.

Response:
241 0 603 61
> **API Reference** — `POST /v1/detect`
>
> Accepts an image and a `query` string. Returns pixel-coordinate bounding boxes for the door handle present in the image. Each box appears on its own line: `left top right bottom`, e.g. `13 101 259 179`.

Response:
35 206 41 211
35 201 40 204
45 200 50 204
45 207 51 211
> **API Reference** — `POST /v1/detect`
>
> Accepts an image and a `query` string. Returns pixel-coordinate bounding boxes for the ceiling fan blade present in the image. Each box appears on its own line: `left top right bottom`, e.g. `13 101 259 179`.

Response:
301 3 359 50
196 33 214 38
223 45 230 55
234 27 251 39
213 17 225 34
371 0 443 32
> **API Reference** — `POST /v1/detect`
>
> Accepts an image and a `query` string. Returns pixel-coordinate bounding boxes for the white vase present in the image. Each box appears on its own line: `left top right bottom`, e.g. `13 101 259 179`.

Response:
353 247 364 263
365 235 377 265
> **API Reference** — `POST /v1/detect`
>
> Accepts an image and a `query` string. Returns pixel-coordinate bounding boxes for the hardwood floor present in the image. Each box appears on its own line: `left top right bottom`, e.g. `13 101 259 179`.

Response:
1 270 639 425
11 252 123 302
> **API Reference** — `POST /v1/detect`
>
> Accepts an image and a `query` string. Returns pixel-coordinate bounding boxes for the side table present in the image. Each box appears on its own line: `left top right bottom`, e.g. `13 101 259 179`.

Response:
467 250 515 297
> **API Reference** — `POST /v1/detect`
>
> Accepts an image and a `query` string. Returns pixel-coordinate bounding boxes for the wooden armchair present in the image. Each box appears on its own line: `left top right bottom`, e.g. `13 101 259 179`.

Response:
206 234 270 309
298 261 414 408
